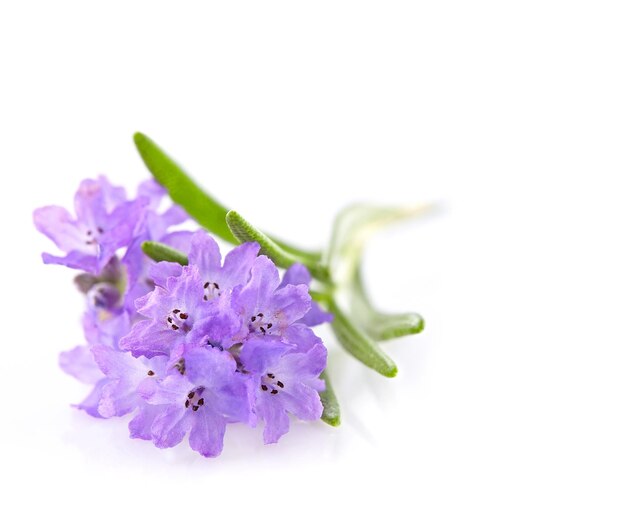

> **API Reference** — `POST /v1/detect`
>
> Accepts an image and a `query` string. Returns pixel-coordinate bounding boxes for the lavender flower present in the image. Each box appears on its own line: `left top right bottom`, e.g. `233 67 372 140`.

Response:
232 256 312 341
37 176 333 457
33 176 147 274
116 232 329 451
279 263 333 327
240 335 327 443
91 344 169 419
59 280 133 416
121 180 192 312
139 345 252 457
125 231 262 354
149 230 259 296
50 178 191 416
119 266 213 357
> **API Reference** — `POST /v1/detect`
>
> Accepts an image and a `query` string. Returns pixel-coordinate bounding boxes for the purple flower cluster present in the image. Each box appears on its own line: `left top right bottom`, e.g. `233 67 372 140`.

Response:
35 177 330 457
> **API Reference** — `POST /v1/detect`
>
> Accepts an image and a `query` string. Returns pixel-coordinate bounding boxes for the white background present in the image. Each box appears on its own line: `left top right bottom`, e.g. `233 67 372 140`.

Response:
1 1 625 510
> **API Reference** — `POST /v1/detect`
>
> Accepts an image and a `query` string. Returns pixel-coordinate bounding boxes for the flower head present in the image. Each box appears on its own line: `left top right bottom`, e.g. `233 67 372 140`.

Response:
34 176 147 274
233 256 312 342
91 344 169 419
139 345 251 457
42 194 332 457
240 335 326 443
119 266 215 357
121 180 192 313
279 263 333 327
150 230 259 296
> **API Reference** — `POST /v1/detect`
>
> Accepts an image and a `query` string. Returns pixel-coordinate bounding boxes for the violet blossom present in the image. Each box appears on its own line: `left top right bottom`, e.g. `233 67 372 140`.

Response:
36 176 332 458
33 176 147 274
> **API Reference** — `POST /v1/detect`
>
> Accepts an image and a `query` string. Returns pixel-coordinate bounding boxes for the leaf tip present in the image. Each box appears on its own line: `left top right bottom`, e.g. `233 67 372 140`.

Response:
133 131 148 146
140 240 159 260
415 315 425 334
383 364 398 378
402 314 425 337
322 415 341 427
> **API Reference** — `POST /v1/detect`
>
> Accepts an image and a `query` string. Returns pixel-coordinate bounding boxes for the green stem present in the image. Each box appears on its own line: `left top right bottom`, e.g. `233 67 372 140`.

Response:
319 371 341 426
326 297 398 378
226 210 331 283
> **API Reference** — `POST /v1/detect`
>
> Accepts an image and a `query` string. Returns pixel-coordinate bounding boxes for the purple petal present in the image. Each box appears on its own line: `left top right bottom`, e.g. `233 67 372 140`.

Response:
139 374 190 405
281 323 324 353
74 177 126 227
160 230 194 253
280 263 332 326
42 251 99 274
189 293 242 348
119 318 180 358
163 265 206 314
160 206 189 230
136 180 189 239
258 397 290 444
98 379 139 418
59 345 103 385
73 179 107 229
73 379 107 418
151 404 192 449
220 242 260 289
237 256 280 312
182 346 253 423
33 206 85 252
137 179 166 210
149 261 183 288
188 231 222 277
184 346 238 388
276 343 328 382
100 197 149 247
188 409 227 457
239 337 291 374
270 284 311 326
120 238 148 295
300 305 334 328
90 345 146 380
81 309 131 349
280 263 311 288
279 381 324 421
95 175 127 210
129 405 166 440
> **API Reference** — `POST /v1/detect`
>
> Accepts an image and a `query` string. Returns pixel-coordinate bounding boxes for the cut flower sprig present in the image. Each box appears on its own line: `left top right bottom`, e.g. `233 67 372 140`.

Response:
134 132 429 426
34 133 429 457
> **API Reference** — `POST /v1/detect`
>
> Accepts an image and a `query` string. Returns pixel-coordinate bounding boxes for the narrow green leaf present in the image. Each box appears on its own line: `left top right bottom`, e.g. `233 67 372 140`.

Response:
226 210 331 283
142 241 189 265
134 132 238 244
368 313 424 341
133 132 322 259
319 370 341 426
351 267 424 341
324 203 434 286
327 297 397 377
